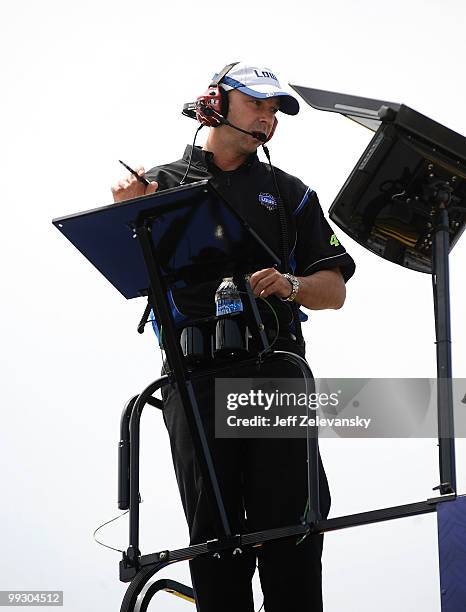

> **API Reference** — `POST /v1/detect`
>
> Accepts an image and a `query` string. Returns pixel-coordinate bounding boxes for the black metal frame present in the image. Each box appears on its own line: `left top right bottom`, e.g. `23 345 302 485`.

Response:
117 196 458 611
433 207 456 494
118 372 456 609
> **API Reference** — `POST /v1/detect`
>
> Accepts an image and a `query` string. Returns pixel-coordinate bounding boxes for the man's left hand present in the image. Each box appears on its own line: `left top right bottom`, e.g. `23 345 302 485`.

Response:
249 268 293 299
249 267 346 310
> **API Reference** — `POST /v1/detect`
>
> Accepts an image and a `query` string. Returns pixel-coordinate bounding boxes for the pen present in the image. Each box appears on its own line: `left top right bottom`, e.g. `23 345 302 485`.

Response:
118 159 150 186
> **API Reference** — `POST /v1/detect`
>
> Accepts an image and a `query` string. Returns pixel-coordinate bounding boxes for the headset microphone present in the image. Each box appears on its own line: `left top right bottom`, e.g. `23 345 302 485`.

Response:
250 131 267 142
209 108 268 142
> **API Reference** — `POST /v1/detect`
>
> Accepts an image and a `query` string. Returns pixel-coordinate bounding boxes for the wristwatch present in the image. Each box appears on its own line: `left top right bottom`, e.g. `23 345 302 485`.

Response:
282 273 300 302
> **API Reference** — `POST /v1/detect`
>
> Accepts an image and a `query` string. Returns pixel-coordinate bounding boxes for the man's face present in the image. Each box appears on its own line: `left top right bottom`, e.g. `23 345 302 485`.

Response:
222 89 280 153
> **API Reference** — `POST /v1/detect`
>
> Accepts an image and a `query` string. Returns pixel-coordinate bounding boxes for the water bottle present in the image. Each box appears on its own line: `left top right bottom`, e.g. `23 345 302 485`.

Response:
215 278 243 316
214 278 248 356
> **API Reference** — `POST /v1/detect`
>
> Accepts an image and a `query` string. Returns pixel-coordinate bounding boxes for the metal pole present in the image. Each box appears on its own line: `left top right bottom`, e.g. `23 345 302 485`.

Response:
136 220 232 537
432 207 456 494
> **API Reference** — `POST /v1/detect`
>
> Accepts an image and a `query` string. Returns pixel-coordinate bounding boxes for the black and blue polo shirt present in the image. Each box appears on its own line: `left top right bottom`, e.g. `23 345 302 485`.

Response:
145 145 355 338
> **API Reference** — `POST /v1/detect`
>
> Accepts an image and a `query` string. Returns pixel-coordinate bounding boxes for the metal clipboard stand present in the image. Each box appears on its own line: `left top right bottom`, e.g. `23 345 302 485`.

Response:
288 84 466 610
53 181 321 611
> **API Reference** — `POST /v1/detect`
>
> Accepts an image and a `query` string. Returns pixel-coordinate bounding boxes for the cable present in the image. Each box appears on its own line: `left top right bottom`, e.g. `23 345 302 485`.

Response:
273 349 316 540
261 144 304 347
93 510 130 553
180 124 204 185
237 290 280 354
256 296 280 354
296 498 310 546
261 145 289 272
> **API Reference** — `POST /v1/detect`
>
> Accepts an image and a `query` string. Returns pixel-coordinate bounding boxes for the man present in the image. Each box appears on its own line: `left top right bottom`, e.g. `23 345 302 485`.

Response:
112 62 355 611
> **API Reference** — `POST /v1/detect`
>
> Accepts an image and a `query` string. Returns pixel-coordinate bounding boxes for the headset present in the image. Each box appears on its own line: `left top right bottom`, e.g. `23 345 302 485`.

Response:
194 62 236 127
182 62 277 143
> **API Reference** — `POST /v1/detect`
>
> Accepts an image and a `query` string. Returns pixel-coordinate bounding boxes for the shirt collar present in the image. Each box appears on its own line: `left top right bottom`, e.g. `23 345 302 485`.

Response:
182 145 258 172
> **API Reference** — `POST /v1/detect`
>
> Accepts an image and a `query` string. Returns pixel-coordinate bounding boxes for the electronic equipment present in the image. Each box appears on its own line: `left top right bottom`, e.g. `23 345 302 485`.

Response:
290 85 466 273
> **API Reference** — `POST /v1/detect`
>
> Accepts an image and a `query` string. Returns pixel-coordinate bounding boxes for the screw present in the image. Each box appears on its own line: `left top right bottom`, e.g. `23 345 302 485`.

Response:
233 548 243 555
159 551 167 560
428 164 434 170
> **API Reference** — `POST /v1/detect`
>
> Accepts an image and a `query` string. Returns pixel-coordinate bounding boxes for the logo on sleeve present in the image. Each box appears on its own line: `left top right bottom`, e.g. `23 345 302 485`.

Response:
258 192 277 211
330 233 340 247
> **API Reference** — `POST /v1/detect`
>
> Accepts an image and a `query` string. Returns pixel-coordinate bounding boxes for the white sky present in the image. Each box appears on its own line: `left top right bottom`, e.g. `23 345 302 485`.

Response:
1 0 466 610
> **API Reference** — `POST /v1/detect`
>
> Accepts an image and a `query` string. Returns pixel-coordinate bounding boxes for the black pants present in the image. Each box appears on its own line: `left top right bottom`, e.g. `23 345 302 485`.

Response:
162 346 331 611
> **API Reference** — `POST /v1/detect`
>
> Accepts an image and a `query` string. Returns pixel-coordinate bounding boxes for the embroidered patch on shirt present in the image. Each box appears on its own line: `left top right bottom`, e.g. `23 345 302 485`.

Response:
258 192 277 211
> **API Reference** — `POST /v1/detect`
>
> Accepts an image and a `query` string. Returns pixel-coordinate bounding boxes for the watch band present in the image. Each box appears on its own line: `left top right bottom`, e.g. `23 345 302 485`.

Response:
282 273 300 302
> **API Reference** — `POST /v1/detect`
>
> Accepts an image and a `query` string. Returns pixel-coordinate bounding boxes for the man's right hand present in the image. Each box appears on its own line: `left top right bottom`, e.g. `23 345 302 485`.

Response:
111 166 158 203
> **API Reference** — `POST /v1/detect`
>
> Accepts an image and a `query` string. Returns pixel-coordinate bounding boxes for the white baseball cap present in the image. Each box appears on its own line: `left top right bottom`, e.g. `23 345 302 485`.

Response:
214 62 300 116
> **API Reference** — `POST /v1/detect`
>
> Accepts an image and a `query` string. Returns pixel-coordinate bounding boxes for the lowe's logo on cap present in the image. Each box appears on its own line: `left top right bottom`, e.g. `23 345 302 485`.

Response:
258 192 277 211
253 69 278 82
215 61 300 116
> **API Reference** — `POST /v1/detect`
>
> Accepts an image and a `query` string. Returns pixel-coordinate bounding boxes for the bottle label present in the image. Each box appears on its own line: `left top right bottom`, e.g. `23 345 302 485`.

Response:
216 300 242 316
